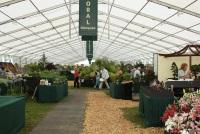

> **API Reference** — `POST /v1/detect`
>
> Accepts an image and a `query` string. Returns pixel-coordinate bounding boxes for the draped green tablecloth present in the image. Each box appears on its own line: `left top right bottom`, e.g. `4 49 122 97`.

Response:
110 82 132 100
139 87 174 127
0 96 25 134
165 80 200 97
37 83 68 103
110 83 123 99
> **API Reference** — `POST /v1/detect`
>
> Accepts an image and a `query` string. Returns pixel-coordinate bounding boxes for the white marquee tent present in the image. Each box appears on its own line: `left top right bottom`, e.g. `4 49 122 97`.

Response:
0 0 200 64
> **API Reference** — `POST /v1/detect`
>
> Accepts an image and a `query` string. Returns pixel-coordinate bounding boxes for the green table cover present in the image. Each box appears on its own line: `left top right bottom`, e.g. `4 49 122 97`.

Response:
110 83 123 99
37 83 68 102
139 87 145 117
133 82 140 93
0 96 25 134
139 87 174 127
110 82 132 100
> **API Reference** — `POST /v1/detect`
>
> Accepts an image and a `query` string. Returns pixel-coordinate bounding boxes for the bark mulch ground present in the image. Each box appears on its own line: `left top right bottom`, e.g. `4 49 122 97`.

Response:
83 91 164 134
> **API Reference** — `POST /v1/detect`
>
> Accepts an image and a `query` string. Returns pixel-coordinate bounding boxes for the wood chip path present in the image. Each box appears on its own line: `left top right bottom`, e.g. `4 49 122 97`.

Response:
83 91 164 134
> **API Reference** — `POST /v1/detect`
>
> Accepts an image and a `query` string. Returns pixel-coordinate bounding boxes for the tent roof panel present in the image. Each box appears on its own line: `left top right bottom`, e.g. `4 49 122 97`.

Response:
0 0 36 18
0 0 199 64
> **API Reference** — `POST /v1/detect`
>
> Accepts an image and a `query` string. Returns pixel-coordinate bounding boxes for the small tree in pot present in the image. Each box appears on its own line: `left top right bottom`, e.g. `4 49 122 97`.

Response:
171 62 178 80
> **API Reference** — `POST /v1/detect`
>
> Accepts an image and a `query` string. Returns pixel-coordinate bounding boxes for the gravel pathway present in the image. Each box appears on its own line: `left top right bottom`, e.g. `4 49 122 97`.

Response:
30 89 87 134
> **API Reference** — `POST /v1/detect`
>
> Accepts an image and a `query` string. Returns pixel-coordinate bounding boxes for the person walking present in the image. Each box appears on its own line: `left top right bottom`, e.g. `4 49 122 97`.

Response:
94 71 100 89
74 68 80 88
134 67 141 79
99 67 110 89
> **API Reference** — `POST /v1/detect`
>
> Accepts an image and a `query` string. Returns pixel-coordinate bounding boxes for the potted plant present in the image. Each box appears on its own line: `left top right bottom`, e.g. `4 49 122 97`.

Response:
171 62 178 80
191 64 200 79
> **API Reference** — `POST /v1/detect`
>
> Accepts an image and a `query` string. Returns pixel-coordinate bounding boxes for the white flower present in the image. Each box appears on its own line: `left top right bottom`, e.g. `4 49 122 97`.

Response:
165 125 172 132
165 118 176 132
181 129 190 134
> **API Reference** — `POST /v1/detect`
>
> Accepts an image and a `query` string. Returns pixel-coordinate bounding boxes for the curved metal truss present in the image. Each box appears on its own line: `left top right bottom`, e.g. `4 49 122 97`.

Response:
0 0 200 64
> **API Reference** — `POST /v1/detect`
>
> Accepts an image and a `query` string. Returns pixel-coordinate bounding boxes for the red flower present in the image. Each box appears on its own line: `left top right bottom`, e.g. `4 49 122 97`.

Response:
181 106 190 113
172 128 180 134
161 103 177 122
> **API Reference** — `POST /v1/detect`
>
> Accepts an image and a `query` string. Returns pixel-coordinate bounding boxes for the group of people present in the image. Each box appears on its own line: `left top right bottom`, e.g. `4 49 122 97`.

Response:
94 67 110 89
73 62 193 89
73 67 110 89
130 67 145 80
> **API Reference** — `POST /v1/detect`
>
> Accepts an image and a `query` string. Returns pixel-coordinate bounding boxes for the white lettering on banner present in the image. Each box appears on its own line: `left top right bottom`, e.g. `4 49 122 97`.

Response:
86 1 91 6
85 0 91 25
86 14 90 19
80 26 96 30
86 20 90 25
86 7 90 12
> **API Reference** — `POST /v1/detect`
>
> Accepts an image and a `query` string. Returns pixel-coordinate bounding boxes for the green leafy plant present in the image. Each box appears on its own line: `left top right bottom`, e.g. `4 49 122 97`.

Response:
39 70 66 84
191 64 200 79
24 63 40 76
122 72 132 81
134 61 144 69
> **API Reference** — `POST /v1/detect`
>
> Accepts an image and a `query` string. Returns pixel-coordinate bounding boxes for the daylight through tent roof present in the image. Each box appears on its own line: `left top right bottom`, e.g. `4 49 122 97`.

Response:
0 0 200 64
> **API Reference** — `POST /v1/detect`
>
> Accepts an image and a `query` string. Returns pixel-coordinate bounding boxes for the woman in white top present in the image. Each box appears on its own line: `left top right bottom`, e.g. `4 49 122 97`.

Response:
178 63 192 79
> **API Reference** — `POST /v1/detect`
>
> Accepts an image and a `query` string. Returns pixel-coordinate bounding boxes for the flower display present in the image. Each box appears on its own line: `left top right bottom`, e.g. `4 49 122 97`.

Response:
161 92 200 134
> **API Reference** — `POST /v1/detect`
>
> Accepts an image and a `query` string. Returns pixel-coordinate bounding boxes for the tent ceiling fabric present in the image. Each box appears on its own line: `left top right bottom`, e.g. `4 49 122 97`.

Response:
0 0 200 64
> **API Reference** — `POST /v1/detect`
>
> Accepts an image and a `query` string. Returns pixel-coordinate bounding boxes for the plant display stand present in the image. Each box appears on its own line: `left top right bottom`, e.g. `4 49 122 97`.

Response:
37 83 68 102
139 87 174 127
0 96 25 134
110 81 132 100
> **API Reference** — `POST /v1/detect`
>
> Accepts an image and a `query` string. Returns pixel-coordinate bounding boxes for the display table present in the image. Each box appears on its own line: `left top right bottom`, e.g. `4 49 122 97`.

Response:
80 78 95 87
139 87 174 127
0 96 25 134
165 80 200 97
37 83 68 102
110 81 132 100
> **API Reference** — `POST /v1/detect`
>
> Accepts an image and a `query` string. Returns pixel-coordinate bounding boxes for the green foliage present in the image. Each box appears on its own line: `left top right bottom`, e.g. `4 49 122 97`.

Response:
134 61 144 69
80 66 92 79
171 62 178 79
0 78 9 86
39 70 60 78
24 63 40 75
39 70 66 84
80 58 134 82
191 64 200 79
122 72 132 81
80 58 118 79
109 72 117 82
94 58 118 73
38 53 48 70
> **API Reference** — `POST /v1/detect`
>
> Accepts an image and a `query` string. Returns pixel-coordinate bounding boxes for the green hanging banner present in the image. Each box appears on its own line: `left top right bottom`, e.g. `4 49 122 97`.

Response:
86 40 93 64
79 0 97 41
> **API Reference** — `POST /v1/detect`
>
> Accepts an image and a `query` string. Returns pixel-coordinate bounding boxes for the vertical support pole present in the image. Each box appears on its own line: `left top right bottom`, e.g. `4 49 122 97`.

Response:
69 0 71 39
86 40 93 64
19 57 22 70
108 0 110 39
189 56 192 69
